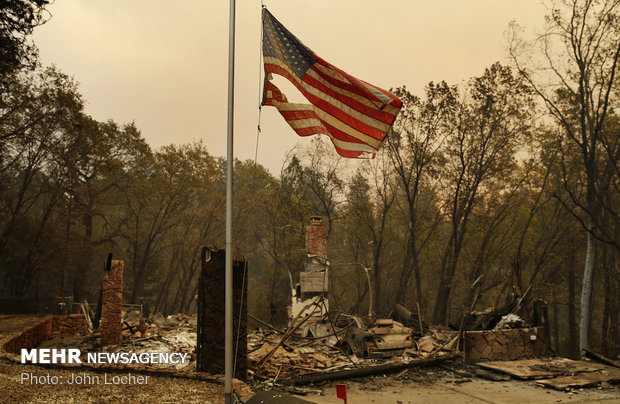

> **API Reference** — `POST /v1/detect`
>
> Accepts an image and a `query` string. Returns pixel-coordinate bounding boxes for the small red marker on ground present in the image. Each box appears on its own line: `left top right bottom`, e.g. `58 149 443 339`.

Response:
336 384 347 404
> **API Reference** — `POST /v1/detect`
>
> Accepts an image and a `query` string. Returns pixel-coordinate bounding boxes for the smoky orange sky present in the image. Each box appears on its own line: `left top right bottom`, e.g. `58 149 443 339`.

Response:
33 0 547 174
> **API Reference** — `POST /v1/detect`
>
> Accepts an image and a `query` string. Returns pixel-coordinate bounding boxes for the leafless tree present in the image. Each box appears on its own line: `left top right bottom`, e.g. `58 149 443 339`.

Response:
509 0 620 354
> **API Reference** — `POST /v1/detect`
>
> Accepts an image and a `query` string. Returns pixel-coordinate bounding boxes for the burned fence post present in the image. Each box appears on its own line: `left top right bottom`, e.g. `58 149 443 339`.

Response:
101 258 123 346
197 247 247 380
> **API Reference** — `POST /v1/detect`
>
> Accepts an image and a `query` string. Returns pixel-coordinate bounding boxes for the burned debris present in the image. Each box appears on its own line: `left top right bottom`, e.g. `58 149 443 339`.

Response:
239 218 620 396
339 317 413 358
246 217 457 387
1 216 618 403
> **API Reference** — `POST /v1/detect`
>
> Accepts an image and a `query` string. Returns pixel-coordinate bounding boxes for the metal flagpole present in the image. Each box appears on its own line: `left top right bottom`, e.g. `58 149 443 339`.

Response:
225 0 236 402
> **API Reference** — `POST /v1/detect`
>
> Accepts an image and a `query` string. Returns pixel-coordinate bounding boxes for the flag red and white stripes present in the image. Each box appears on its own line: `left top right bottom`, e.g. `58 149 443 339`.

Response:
262 8 402 158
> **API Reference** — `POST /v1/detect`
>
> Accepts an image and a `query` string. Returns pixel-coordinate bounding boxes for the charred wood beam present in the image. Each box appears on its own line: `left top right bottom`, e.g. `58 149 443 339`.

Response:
283 353 460 386
583 348 620 368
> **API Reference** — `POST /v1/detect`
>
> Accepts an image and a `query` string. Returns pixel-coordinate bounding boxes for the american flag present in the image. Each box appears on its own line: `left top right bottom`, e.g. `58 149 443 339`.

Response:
262 8 402 158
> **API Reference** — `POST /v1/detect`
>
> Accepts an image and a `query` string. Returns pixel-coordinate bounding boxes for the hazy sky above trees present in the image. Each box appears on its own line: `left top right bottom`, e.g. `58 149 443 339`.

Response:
33 0 546 174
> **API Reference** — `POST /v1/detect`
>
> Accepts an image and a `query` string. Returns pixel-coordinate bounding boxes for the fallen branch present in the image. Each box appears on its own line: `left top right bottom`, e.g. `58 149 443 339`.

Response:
283 353 460 385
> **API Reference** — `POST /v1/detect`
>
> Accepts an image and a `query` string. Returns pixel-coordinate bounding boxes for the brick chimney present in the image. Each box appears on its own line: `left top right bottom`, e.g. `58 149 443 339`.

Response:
305 216 327 259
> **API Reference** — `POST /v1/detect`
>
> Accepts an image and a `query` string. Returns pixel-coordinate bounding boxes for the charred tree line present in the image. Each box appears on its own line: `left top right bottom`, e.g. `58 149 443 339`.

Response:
0 0 618 359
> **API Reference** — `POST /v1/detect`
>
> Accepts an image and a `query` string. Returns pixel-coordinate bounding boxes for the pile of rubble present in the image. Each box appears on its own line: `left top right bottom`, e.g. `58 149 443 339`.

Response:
39 311 197 371
247 316 458 384
248 329 351 381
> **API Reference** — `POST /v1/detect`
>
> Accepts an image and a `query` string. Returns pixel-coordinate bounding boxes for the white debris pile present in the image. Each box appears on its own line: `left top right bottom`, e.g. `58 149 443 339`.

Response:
494 314 524 330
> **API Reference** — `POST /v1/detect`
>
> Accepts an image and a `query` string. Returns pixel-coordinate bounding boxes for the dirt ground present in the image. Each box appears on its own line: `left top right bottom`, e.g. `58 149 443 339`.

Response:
285 365 620 404
1 360 619 403
0 315 47 337
297 376 620 403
